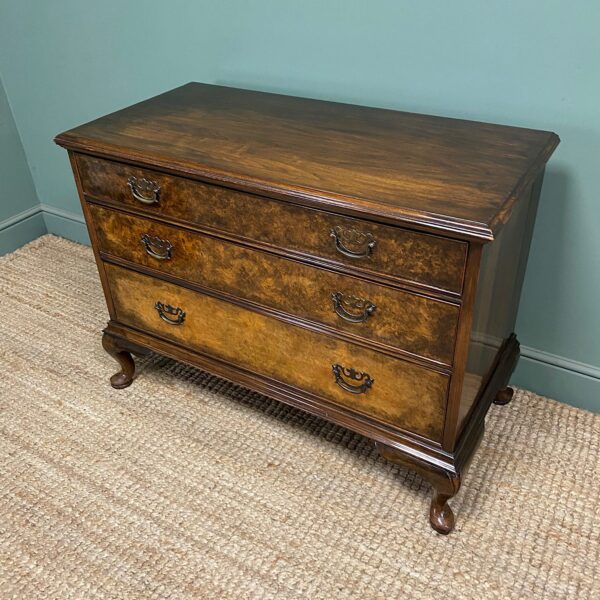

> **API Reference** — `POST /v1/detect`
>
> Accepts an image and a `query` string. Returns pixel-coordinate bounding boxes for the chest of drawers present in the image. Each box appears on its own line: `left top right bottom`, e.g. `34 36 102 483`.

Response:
55 83 558 533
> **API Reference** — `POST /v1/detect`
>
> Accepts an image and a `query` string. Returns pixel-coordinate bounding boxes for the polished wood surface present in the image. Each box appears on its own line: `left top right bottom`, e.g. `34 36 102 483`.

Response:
90 203 460 366
376 441 461 535
56 84 559 533
101 332 135 389
77 154 467 295
56 83 558 241
105 262 449 441
455 172 545 438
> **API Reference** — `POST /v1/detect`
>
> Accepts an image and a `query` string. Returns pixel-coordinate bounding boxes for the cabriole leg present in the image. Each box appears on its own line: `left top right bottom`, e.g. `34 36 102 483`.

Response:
430 491 456 535
427 470 461 534
493 386 514 406
102 332 135 389
375 441 462 534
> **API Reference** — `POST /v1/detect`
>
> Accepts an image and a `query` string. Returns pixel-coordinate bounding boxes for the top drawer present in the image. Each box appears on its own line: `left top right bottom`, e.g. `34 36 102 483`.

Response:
76 154 467 295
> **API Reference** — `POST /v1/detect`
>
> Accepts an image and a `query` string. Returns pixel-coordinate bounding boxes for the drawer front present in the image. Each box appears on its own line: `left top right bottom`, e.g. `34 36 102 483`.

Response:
91 204 459 365
105 263 448 442
77 154 467 295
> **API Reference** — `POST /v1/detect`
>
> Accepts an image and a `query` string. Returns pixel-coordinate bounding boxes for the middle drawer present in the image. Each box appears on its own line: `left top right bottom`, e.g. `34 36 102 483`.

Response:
89 203 459 366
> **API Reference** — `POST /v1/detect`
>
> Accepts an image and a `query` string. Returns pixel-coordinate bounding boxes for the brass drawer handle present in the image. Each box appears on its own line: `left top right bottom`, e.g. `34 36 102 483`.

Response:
331 292 376 323
155 301 186 325
330 225 376 259
332 364 374 394
128 176 160 205
141 234 173 261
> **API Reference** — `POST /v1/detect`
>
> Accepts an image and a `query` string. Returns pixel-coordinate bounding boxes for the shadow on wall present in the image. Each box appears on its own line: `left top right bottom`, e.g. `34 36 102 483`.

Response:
513 162 600 410
517 164 571 342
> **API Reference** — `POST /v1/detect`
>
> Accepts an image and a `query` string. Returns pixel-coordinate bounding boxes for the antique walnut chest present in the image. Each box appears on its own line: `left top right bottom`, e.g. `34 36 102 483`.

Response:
55 83 558 533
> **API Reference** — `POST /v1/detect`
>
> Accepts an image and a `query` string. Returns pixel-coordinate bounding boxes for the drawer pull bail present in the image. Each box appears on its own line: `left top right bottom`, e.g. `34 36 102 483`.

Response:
330 226 376 259
141 234 173 261
128 176 160 205
155 301 186 325
332 364 374 394
331 292 376 323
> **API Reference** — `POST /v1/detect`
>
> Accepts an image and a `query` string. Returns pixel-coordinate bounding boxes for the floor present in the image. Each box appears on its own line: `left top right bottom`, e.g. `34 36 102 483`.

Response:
1 235 599 599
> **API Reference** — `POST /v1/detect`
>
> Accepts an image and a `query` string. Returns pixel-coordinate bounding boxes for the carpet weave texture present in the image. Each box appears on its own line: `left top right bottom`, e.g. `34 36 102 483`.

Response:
0 235 599 599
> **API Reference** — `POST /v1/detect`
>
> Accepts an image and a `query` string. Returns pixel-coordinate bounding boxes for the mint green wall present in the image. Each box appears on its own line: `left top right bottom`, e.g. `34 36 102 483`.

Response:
0 1 598 409
0 73 44 253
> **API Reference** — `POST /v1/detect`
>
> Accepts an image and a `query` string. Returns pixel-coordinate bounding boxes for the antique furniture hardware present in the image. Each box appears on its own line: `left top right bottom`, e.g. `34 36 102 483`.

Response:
331 364 374 394
140 233 173 261
154 301 186 325
128 176 160 205
331 291 376 323
330 225 376 259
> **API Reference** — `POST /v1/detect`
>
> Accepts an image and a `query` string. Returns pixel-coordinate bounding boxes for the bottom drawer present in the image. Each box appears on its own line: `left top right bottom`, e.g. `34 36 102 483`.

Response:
105 263 449 442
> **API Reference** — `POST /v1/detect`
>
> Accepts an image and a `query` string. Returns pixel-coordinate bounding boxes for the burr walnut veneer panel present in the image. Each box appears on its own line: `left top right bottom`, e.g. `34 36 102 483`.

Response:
77 154 467 295
105 263 448 442
89 203 460 366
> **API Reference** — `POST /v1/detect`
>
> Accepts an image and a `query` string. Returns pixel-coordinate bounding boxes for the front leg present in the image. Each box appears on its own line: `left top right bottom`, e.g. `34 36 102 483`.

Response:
375 442 462 534
428 475 461 535
102 332 136 389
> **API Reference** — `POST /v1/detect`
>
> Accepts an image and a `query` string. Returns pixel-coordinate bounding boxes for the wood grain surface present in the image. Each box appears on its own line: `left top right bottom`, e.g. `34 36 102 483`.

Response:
77 154 468 295
105 263 449 441
90 203 460 366
56 83 559 240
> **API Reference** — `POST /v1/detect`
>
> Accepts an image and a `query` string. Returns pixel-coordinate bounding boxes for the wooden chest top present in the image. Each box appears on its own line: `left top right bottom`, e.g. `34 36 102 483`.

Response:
55 82 558 241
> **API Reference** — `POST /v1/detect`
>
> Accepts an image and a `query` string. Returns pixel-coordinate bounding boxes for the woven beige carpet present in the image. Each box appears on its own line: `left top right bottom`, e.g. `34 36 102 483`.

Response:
1 235 599 599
